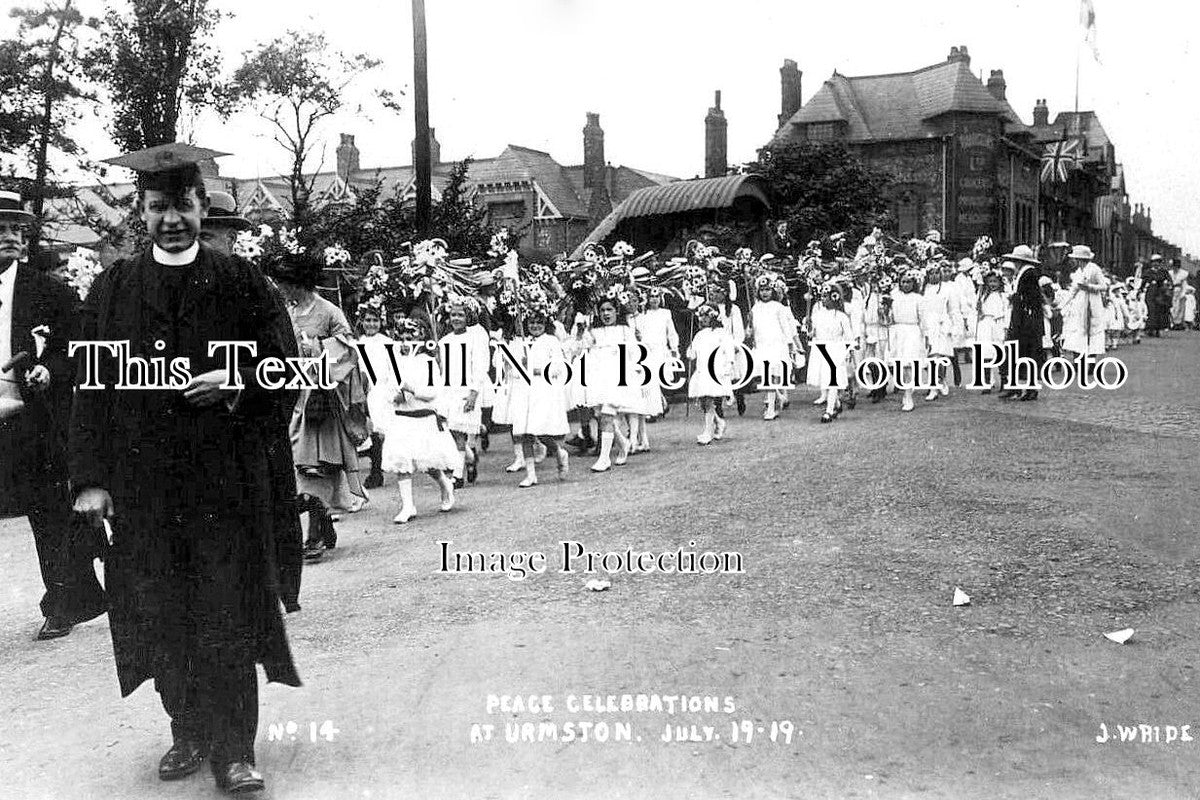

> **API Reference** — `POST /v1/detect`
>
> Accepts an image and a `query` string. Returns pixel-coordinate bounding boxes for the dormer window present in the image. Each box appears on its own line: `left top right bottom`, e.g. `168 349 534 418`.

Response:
805 122 843 142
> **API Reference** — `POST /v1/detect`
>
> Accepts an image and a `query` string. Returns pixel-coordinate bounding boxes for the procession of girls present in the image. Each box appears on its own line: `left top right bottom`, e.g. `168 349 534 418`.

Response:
301 240 1172 538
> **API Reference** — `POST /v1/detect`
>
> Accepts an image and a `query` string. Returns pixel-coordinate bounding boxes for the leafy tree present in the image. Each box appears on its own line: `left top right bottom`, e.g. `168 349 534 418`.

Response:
303 157 498 262
426 158 492 255
1 0 104 248
97 0 223 152
749 141 893 251
219 31 386 229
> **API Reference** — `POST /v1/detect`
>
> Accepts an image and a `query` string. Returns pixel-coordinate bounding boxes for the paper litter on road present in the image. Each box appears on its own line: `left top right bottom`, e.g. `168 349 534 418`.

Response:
1104 628 1135 644
585 579 611 592
953 587 971 606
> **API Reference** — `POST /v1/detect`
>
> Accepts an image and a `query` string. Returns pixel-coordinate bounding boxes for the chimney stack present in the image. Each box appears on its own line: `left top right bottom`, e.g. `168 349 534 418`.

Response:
986 70 1007 102
1033 99 1049 126
583 112 605 190
779 59 803 127
412 128 441 166
705 90 728 179
947 45 970 66
336 133 360 180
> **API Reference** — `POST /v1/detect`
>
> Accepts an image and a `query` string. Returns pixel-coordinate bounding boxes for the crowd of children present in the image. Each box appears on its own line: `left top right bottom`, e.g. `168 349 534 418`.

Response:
285 232 1190 542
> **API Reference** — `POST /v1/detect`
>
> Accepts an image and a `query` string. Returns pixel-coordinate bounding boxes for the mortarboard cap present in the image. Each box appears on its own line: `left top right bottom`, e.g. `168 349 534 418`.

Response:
102 142 230 174
103 143 229 195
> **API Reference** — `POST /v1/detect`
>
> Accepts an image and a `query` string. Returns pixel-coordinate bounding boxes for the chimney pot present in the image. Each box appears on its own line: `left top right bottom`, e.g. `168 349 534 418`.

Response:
336 133 360 180
778 59 803 128
705 88 728 179
986 69 1007 102
583 112 605 190
1033 99 1049 127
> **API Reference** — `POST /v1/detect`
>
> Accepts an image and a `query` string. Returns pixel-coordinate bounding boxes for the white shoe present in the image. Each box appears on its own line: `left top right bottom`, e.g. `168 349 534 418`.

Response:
518 477 538 488
763 408 778 421
556 449 569 478
393 506 416 524
439 487 455 513
811 395 825 406
590 458 611 473
696 431 713 445
613 442 629 466
939 383 950 397
901 398 915 412
534 443 547 463
925 390 939 402
504 459 524 473
713 418 727 440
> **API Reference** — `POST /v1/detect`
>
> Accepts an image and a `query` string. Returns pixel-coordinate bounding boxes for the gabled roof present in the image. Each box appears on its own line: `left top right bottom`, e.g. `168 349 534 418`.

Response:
777 56 1028 143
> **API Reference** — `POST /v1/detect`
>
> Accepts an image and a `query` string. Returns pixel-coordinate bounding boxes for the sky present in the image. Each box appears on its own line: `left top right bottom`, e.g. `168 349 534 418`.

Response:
3 0 1198 256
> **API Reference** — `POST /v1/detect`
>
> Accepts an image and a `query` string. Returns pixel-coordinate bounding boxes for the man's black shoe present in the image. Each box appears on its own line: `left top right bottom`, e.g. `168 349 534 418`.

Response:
363 471 384 489
736 395 746 416
213 761 264 794
35 618 73 641
159 740 208 780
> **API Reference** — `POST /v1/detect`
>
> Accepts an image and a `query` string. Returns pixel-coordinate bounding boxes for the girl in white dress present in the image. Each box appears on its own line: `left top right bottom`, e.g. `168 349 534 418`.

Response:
921 265 955 401
807 283 856 423
862 274 893 403
706 282 747 419
890 271 927 412
1061 259 1108 361
370 318 459 524
506 312 570 487
974 271 1009 393
687 304 736 444
631 288 679 450
581 296 640 472
355 306 392 489
749 274 796 421
437 298 489 488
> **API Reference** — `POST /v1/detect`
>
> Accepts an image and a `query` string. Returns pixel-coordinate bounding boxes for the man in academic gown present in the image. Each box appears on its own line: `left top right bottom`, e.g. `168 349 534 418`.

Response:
999 245 1046 401
0 189 106 640
69 144 300 794
200 192 304 611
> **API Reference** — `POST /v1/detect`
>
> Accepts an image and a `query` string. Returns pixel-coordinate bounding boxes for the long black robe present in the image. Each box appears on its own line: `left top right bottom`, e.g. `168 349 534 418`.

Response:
68 247 301 696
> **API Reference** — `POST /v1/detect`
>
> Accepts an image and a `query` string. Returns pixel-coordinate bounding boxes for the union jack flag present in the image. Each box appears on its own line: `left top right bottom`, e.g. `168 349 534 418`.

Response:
1040 139 1081 183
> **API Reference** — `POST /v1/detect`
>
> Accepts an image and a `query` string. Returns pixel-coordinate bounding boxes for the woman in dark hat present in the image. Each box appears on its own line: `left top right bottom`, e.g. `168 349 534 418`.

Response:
272 251 366 560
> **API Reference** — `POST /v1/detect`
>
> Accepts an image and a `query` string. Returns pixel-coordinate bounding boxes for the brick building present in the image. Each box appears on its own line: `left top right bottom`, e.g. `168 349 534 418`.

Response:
770 46 1044 253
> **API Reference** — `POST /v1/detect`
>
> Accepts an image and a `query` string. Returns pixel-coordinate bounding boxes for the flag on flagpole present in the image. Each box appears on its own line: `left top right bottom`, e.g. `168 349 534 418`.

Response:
1041 139 1082 183
1080 0 1101 63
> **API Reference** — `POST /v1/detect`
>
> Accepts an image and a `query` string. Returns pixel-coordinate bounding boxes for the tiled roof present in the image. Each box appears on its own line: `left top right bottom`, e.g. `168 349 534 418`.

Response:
777 56 1028 143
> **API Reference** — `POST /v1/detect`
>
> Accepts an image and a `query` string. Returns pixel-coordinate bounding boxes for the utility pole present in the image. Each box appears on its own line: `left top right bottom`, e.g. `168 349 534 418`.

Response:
412 0 432 235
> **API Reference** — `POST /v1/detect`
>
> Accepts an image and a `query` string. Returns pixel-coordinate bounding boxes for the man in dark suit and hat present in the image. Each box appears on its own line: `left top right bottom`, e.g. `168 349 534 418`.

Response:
69 143 300 793
197 190 254 256
0 189 106 640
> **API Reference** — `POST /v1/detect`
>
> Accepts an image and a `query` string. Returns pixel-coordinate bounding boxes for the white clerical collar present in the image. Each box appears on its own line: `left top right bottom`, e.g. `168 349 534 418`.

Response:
153 241 200 266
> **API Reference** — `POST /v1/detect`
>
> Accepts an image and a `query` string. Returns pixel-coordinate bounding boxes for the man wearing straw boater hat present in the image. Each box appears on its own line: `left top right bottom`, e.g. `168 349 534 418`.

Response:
0 189 107 641
69 143 300 793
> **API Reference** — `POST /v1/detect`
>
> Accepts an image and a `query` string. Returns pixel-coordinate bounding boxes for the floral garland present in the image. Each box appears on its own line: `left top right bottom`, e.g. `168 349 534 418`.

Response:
62 249 104 300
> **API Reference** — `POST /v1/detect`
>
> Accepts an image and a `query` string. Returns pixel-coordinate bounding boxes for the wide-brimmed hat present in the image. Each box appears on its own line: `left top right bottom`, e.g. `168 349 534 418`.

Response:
1068 245 1095 261
1002 245 1041 265
1149 254 1163 263
202 191 252 231
270 251 325 288
957 257 975 273
0 190 34 223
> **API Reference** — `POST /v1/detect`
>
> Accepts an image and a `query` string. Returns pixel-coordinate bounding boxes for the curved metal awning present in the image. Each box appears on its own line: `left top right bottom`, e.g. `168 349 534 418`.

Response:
572 174 771 258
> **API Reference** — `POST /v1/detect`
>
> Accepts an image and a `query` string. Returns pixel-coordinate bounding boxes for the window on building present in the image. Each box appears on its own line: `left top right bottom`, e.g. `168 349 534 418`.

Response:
487 200 526 226
896 192 920 239
806 123 838 141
